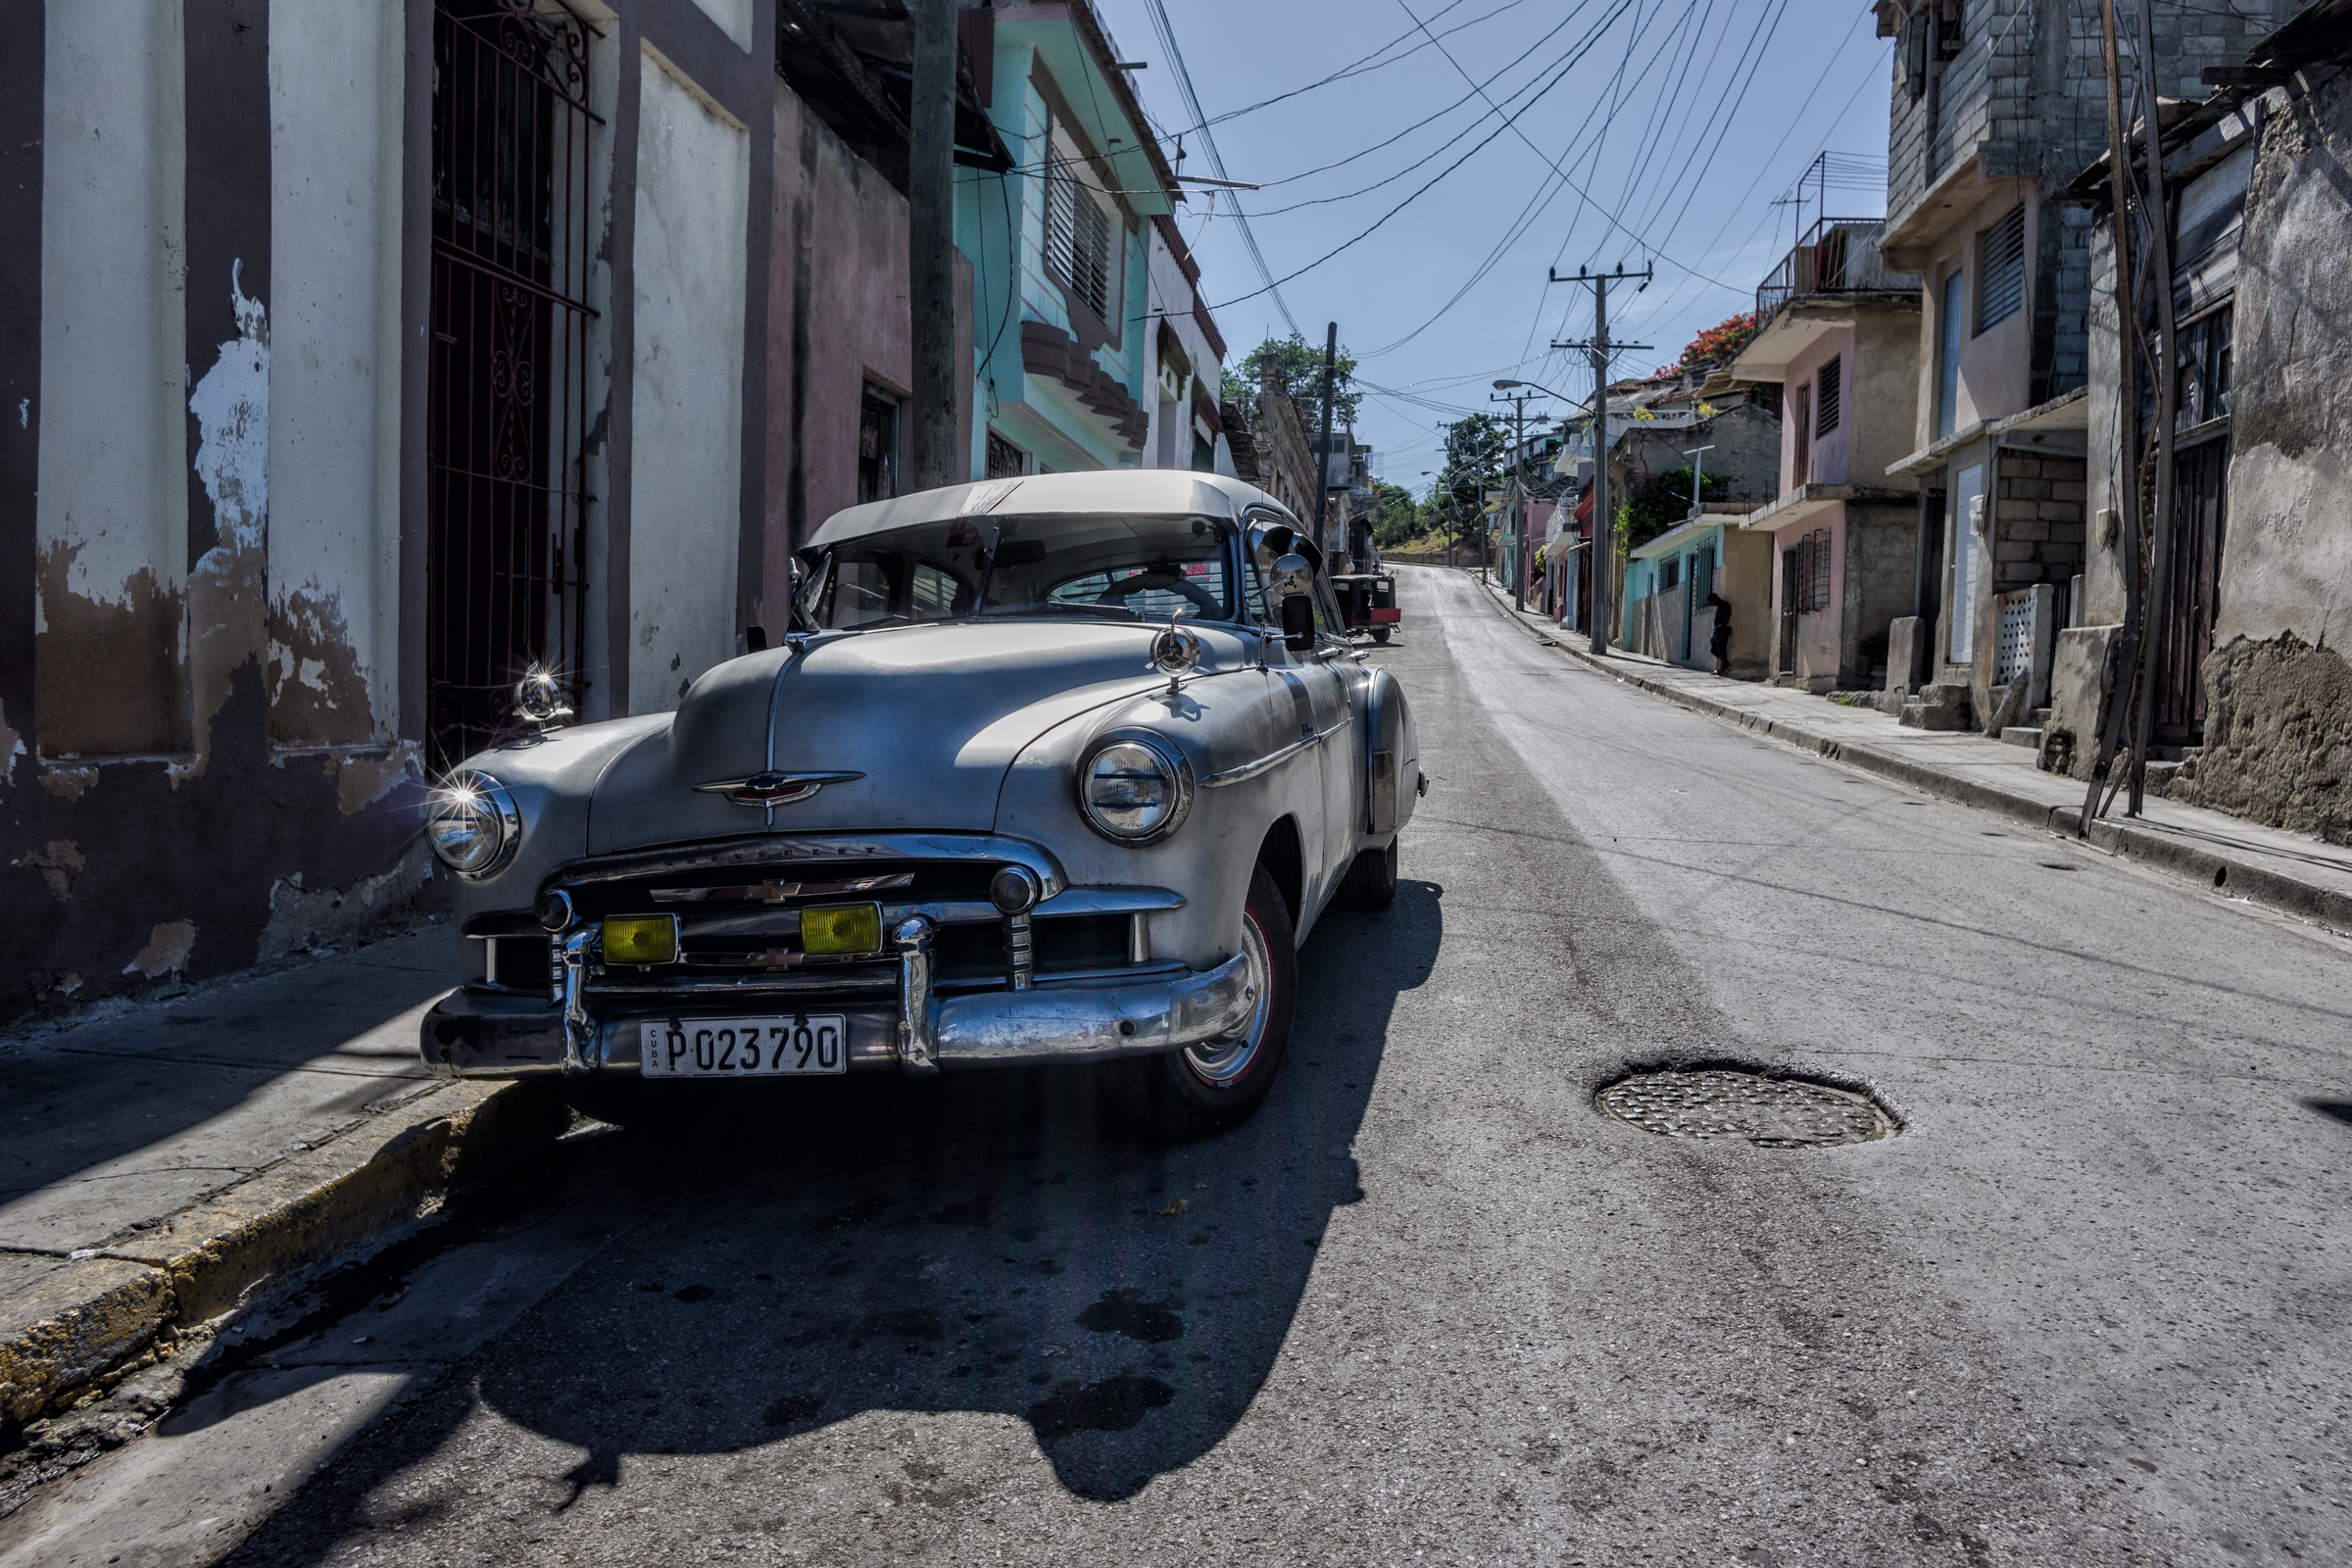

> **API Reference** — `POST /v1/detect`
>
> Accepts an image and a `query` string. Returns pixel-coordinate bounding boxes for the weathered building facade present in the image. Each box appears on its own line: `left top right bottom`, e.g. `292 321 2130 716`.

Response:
1733 224 1922 691
1873 0 2274 726
2052 3 2352 842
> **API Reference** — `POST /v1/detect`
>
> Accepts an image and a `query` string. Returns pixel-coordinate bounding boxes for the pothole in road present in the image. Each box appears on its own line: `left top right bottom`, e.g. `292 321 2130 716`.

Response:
1597 1069 1894 1149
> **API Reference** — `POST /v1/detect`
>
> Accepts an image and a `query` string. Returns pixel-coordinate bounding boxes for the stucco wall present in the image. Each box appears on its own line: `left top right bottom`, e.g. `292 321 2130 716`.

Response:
1913 191 2036 444
266 0 406 748
2190 64 2352 840
1849 308 1923 484
33 0 188 758
629 46 748 712
763 74 974 611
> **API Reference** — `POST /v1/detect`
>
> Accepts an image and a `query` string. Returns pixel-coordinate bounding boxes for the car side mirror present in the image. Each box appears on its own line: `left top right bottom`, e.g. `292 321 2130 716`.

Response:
1272 553 1315 651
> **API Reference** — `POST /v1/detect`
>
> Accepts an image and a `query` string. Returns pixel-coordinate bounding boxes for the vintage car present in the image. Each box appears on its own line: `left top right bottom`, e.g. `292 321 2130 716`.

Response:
416 470 1421 1139
1327 569 1400 643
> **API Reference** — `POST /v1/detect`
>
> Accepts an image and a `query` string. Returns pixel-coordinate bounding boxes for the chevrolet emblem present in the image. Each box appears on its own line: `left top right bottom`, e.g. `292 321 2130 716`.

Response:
694 770 862 808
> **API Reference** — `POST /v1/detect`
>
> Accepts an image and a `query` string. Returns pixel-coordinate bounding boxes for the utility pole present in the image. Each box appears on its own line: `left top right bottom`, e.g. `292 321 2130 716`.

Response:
1552 264 1653 656
1311 322 1340 560
908 0 960 490
2079 0 2147 836
2123 0 2180 817
1489 387 1546 612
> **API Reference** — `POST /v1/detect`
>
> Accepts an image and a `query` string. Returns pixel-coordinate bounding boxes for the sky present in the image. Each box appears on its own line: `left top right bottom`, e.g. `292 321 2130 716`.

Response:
1090 0 1899 491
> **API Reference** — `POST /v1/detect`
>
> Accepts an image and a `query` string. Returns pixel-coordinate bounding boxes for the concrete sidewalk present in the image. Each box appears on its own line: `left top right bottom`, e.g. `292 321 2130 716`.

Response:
1459 570 2352 933
0 923 565 1437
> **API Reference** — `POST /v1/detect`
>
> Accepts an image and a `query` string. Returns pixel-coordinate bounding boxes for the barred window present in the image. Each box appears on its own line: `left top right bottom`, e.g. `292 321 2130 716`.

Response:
1796 528 1834 612
985 429 1028 478
1816 353 1842 436
1044 131 1116 322
1977 206 2026 334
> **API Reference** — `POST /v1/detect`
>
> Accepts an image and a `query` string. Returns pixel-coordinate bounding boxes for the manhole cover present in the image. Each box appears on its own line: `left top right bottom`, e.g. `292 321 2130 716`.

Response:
1598 1070 1892 1149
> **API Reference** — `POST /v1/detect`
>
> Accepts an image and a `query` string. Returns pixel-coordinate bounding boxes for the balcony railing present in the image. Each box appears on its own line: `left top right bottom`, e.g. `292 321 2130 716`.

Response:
1754 219 1919 323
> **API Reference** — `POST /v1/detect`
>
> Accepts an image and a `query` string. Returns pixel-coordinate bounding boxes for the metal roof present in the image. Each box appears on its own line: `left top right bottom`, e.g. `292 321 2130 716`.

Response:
806 470 1299 550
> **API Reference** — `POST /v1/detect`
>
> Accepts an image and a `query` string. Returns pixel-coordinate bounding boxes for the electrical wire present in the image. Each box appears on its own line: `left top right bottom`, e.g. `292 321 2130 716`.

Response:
1206 0 1637 314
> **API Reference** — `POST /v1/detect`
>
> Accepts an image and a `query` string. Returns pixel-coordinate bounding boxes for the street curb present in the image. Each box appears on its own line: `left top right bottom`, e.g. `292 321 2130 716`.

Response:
1453 570 2352 935
0 1070 566 1426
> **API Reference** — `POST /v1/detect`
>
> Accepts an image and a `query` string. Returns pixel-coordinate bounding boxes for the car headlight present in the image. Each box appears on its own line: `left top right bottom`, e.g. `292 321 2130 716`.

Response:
1078 734 1194 846
423 771 521 879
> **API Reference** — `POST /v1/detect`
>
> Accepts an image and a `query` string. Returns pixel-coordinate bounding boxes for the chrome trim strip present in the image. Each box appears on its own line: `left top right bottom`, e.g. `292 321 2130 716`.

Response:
1031 886 1187 916
551 833 1067 898
1199 715 1349 789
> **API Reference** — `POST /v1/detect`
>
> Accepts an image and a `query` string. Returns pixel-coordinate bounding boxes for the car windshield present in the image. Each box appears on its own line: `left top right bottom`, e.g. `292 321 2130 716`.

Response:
802 514 1239 630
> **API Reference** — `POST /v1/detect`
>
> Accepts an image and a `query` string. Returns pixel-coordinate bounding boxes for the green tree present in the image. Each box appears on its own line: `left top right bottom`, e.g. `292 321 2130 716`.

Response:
1616 466 1730 552
1368 479 1422 547
1222 333 1362 430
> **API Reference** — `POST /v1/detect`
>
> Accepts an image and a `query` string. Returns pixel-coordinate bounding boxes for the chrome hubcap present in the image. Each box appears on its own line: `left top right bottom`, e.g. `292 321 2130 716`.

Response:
1184 907 1272 1089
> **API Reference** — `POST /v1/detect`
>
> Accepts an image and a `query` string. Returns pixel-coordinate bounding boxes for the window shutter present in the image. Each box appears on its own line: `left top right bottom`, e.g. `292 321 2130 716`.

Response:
1809 529 1832 612
1977 206 2026 333
1816 354 1842 436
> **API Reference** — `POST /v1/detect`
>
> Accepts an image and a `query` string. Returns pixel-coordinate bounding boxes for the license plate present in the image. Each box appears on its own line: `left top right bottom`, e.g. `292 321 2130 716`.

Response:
639 1016 849 1078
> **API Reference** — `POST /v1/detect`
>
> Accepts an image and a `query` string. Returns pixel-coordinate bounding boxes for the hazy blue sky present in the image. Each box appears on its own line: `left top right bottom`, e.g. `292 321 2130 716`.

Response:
1092 0 1896 485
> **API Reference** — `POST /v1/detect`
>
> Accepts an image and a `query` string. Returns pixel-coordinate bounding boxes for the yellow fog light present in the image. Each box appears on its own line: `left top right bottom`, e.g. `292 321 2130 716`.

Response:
601 914 679 965
801 903 882 956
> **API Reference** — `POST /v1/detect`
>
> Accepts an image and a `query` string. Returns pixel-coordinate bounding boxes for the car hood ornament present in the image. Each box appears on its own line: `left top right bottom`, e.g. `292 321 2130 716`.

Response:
694 770 863 808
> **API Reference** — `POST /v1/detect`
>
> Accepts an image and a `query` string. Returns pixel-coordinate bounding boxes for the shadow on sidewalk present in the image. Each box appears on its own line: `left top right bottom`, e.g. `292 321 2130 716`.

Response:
0 931 452 1250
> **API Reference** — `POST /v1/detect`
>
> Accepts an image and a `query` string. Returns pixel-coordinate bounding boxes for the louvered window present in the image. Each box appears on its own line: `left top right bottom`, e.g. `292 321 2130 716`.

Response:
1816 354 1842 436
1977 206 2026 334
1044 135 1115 322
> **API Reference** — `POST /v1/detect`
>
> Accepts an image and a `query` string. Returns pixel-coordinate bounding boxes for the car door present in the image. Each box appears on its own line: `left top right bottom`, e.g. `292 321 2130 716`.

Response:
1300 569 1360 906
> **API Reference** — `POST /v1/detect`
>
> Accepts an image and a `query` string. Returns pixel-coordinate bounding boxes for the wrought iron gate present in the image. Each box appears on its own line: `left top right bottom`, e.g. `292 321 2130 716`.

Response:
427 0 601 769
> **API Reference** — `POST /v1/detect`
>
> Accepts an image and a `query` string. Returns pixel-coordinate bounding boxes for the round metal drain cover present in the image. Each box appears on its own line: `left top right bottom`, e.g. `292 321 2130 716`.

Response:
1598 1070 1891 1148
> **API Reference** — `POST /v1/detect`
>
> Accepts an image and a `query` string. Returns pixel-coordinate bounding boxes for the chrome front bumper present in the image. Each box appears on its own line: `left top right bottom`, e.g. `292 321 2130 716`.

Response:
418 949 1255 1079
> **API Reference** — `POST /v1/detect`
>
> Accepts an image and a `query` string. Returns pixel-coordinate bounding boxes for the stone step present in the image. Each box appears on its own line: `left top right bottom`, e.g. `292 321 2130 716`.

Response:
2028 707 2051 725
1999 726 2043 749
1901 698 1971 732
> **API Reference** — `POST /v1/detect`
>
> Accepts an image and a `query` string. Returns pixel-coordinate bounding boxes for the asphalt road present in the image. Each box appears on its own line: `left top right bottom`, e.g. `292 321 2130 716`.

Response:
10 564 2351 1567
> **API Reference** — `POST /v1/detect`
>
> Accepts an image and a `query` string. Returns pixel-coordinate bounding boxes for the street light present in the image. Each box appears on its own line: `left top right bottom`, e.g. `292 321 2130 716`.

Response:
1493 377 1580 403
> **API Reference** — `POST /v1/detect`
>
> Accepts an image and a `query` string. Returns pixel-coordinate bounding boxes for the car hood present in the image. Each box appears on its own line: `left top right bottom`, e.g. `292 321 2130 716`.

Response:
585 618 1252 856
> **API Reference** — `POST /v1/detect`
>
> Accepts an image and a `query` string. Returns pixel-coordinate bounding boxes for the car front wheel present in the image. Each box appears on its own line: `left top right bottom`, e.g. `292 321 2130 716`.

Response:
1105 862 1296 1141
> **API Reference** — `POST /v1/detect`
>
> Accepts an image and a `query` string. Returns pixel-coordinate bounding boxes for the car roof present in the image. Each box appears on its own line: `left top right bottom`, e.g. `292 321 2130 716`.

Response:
805 470 1301 552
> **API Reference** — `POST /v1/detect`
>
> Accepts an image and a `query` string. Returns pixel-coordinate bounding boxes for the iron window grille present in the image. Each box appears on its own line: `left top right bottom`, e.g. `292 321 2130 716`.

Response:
427 0 602 771
1793 528 1833 613
1977 206 2026 335
985 429 1028 478
1816 353 1842 436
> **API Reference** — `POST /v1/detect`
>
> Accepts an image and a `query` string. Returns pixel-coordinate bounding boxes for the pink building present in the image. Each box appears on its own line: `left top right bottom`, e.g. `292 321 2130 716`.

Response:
1730 221 1924 690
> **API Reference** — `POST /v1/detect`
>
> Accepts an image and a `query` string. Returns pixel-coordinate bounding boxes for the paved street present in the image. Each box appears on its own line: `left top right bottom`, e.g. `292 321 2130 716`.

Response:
9 565 2350 1567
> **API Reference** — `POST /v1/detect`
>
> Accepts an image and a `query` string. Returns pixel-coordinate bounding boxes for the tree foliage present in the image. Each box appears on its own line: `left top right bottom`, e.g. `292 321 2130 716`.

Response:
1221 334 1362 430
1617 466 1730 553
1368 480 1422 547
1421 412 1511 543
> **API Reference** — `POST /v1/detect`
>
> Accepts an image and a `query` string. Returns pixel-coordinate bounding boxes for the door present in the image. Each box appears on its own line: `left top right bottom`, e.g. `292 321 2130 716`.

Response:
1779 550 1800 676
1936 269 1965 439
426 0 600 769
2157 434 2228 744
1946 463 1984 665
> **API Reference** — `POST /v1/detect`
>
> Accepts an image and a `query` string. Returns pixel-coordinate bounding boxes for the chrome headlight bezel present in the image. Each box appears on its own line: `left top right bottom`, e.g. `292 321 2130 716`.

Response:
1076 731 1196 847
423 770 522 880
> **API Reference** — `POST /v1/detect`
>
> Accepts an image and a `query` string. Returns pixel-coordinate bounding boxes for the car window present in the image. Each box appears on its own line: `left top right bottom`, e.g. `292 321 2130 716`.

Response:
1046 558 1230 620
829 558 895 628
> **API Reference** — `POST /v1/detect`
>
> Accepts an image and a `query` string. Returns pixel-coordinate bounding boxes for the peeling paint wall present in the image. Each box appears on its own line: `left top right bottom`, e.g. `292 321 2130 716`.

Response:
265 0 406 747
33 0 188 758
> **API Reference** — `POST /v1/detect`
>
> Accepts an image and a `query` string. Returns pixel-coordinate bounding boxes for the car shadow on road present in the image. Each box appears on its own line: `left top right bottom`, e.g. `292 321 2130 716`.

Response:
213 878 1444 1553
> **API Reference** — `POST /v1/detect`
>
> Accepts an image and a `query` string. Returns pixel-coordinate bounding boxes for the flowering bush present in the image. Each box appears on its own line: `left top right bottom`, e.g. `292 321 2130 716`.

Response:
1680 313 1758 370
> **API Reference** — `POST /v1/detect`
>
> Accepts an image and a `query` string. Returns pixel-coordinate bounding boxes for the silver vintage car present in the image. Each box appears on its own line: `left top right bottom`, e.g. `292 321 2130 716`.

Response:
416 470 1420 1138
